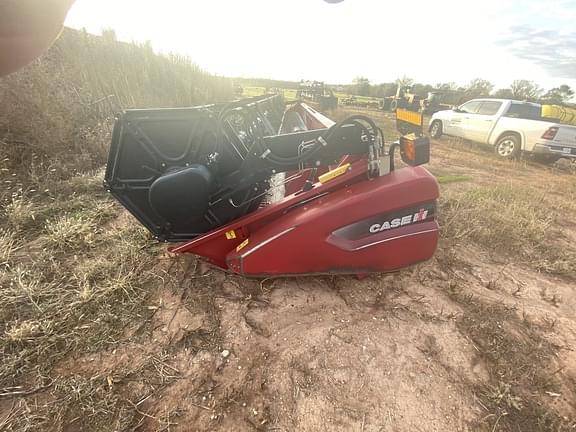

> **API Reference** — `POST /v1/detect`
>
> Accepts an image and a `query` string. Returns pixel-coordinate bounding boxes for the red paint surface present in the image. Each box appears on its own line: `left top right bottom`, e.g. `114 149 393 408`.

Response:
169 103 440 276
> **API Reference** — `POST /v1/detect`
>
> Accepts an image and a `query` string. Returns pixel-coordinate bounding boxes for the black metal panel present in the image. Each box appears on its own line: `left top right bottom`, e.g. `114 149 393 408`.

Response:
104 95 380 243
104 95 286 242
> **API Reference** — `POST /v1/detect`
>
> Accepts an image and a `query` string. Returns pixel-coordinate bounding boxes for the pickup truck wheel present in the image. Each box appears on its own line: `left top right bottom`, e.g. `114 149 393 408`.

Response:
390 100 398 112
495 135 521 160
429 121 442 139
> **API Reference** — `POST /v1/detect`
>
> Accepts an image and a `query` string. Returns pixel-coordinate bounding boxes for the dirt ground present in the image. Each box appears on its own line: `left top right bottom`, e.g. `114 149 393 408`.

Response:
2 110 576 432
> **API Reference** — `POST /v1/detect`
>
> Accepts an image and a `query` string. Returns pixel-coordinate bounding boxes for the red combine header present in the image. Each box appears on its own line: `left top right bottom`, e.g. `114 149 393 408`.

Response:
104 95 438 276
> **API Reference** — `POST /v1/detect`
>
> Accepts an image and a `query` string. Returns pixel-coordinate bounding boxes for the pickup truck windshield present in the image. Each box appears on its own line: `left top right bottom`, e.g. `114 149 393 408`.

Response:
459 101 481 114
504 103 542 120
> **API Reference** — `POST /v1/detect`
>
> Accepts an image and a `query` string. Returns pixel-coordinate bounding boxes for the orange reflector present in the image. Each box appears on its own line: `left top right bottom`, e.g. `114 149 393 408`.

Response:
399 134 430 167
404 139 416 161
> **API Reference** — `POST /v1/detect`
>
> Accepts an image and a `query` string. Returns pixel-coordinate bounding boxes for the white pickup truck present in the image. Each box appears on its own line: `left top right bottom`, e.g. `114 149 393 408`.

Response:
428 98 576 163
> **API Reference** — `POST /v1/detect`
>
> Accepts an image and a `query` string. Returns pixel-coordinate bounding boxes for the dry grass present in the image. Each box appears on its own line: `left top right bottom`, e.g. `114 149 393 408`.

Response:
45 214 99 250
0 187 223 432
440 181 576 277
0 230 18 266
0 170 163 431
3 194 37 231
0 27 233 194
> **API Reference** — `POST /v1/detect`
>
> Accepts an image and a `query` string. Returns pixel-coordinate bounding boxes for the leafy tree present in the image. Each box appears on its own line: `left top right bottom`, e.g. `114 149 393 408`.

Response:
464 78 494 98
510 80 543 101
542 84 574 104
435 82 458 91
370 82 396 98
412 83 434 97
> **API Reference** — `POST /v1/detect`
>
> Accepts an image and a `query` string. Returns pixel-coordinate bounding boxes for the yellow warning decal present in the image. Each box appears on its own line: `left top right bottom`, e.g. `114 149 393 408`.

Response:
396 109 423 127
236 238 249 252
318 163 351 184
225 230 237 240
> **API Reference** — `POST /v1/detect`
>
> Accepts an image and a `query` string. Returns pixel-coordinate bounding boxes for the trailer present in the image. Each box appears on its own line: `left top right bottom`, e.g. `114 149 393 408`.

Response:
297 81 338 111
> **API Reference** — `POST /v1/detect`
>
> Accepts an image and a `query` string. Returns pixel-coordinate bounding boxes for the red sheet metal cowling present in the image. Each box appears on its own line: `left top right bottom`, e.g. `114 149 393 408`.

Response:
170 102 439 276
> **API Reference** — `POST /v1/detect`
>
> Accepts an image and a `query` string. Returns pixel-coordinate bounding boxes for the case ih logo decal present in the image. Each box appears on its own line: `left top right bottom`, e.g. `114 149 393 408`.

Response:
331 202 436 241
369 208 429 233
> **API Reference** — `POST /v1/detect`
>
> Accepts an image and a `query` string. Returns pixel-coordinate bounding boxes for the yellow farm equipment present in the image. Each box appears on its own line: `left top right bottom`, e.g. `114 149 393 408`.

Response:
542 105 576 126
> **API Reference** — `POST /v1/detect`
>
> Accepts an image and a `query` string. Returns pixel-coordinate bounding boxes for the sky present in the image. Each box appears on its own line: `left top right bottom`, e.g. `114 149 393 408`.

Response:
64 0 576 91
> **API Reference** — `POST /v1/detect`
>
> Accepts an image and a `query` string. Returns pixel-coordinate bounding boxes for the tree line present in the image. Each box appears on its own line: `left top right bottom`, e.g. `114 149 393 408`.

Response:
233 75 574 106
348 76 575 105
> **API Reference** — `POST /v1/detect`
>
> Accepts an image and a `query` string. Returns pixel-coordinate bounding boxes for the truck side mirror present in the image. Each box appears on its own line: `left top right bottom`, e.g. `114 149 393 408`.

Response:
400 135 430 167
